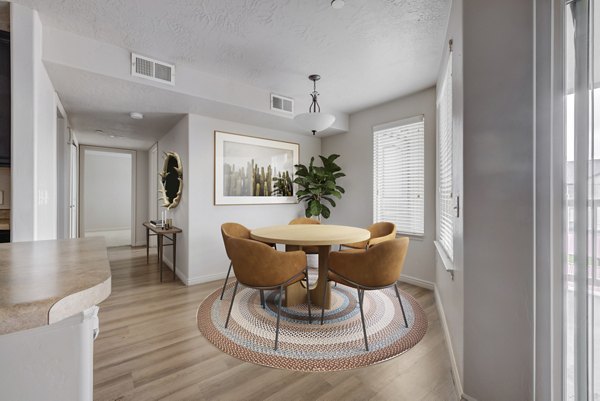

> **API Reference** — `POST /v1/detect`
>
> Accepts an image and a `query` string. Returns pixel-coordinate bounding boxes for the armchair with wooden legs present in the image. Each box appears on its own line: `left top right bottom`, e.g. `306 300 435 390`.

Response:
225 238 312 350
321 238 410 351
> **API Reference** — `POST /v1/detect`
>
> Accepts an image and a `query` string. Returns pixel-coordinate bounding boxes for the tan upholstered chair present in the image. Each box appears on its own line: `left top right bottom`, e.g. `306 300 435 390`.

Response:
220 222 274 303
321 238 410 351
288 217 320 254
226 238 312 350
341 222 397 250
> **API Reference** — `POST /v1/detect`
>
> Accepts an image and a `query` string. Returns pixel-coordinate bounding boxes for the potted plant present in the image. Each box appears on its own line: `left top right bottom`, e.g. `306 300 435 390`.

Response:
293 154 345 220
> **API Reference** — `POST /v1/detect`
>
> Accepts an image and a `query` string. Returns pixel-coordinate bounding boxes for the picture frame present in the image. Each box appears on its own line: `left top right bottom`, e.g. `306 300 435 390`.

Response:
214 131 299 205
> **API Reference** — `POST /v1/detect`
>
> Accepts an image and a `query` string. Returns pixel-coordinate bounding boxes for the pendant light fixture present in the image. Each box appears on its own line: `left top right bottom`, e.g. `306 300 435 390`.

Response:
294 74 336 135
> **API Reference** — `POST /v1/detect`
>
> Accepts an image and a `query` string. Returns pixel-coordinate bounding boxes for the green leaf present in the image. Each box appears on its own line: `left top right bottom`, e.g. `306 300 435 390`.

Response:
333 172 346 179
322 197 337 207
321 205 331 219
336 186 346 194
309 200 321 216
330 190 342 199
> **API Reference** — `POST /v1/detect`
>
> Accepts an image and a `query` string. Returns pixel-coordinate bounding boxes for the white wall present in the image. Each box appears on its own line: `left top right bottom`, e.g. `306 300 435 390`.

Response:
461 0 534 399
11 3 59 241
321 88 437 284
156 114 321 285
56 115 69 239
82 150 132 232
435 0 465 388
186 114 321 285
157 116 189 278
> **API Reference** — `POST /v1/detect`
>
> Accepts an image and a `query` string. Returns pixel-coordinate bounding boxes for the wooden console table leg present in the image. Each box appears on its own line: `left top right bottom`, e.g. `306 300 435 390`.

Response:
158 234 163 282
173 234 177 281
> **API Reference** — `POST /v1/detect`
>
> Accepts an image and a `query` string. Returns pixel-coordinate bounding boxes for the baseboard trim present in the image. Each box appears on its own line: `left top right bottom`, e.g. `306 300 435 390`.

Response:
160 258 189 284
186 271 228 286
161 259 227 286
398 275 435 290
434 284 468 400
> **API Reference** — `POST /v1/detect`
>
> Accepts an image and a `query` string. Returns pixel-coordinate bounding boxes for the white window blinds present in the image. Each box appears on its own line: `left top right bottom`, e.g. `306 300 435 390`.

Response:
437 53 454 261
373 115 425 236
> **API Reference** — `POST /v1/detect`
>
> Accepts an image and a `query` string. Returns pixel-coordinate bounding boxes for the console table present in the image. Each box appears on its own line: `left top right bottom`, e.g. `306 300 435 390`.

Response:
143 222 182 282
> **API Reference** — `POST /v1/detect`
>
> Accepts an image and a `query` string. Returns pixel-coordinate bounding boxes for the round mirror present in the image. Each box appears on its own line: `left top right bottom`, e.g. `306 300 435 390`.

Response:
159 151 183 209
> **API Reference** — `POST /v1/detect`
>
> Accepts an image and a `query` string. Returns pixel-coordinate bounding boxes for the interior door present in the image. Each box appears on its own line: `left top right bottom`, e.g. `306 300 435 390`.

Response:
148 143 158 247
69 141 78 238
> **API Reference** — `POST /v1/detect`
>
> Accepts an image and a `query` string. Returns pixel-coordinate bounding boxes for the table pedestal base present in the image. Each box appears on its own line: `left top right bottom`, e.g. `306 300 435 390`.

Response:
285 245 331 309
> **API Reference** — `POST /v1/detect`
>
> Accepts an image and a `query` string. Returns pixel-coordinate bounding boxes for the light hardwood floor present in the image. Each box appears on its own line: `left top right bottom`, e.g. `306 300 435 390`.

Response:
94 246 458 401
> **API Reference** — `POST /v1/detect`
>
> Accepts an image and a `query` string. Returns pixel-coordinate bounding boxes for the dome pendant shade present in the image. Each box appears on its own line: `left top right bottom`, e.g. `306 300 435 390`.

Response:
294 74 335 135
294 112 336 134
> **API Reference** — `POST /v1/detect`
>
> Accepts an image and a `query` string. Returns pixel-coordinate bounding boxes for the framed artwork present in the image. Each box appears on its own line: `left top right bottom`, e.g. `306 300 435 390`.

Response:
214 131 299 205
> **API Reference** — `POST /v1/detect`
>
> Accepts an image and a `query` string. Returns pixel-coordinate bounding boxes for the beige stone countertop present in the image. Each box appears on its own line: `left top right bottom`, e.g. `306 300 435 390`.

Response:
0 237 111 335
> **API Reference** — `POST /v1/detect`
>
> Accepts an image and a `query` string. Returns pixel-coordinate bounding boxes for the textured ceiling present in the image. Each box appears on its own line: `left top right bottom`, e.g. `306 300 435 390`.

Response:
15 0 450 114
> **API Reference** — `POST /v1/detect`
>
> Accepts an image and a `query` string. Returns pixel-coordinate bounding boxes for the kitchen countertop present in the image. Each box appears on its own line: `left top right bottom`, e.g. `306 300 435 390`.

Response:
0 237 111 335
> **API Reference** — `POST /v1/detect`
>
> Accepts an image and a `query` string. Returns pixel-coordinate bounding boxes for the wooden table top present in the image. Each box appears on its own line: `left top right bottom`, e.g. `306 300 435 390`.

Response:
143 222 182 234
251 224 370 246
0 237 112 335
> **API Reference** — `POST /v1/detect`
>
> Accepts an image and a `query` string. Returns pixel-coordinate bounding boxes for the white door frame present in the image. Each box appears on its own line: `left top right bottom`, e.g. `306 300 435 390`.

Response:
79 145 137 246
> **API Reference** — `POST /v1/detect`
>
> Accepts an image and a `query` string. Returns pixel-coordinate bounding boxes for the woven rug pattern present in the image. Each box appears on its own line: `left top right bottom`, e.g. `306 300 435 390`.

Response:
197 274 428 371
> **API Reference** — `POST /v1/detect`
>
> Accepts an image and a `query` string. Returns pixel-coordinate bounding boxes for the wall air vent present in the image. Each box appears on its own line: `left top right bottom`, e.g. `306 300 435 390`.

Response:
270 93 294 115
131 53 175 85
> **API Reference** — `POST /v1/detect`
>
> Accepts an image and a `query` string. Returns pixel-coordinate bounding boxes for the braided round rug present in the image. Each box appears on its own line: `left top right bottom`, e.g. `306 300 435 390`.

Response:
197 272 428 372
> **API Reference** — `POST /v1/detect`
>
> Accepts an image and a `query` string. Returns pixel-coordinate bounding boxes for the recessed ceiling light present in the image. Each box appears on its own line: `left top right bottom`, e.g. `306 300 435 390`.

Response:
331 0 345 9
129 112 144 120
95 129 104 134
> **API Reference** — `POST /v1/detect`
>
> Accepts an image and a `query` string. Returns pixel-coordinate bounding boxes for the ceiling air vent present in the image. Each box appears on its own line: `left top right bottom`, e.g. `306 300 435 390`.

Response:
131 53 175 85
271 93 294 115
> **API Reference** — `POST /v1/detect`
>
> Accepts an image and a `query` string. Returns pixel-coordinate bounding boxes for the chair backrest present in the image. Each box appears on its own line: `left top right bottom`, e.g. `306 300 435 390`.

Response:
367 222 397 247
227 238 306 287
329 238 409 288
221 222 251 260
289 217 320 225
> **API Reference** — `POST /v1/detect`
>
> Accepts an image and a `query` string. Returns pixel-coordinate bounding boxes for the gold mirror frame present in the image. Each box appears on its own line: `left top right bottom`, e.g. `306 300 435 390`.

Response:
159 151 183 209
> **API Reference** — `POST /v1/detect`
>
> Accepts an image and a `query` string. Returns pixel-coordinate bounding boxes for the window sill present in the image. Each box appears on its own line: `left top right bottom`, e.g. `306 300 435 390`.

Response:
396 232 425 241
434 240 455 274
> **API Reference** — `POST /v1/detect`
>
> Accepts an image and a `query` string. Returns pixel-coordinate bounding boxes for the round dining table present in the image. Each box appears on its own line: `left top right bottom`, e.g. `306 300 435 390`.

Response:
250 224 370 309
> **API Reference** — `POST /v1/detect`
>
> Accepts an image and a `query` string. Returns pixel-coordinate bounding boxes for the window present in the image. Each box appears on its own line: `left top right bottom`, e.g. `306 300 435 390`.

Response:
437 52 453 262
373 115 425 236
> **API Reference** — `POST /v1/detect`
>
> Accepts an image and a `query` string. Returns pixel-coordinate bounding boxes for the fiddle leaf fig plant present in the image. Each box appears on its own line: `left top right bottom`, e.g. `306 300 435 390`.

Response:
294 154 345 220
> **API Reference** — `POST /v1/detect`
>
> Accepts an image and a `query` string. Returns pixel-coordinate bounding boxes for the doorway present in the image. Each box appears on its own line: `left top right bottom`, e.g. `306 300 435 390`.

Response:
80 146 136 247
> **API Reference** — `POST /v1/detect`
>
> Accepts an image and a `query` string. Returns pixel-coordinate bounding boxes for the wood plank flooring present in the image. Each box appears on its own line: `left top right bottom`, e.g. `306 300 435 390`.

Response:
94 246 458 401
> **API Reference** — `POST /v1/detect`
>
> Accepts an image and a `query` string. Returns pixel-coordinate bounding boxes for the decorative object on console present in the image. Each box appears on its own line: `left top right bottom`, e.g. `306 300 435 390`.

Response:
159 151 183 209
214 131 299 205
294 154 345 220
294 74 336 135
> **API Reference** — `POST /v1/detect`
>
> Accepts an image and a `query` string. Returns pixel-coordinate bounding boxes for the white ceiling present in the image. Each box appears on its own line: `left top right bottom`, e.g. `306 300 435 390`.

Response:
17 0 450 114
